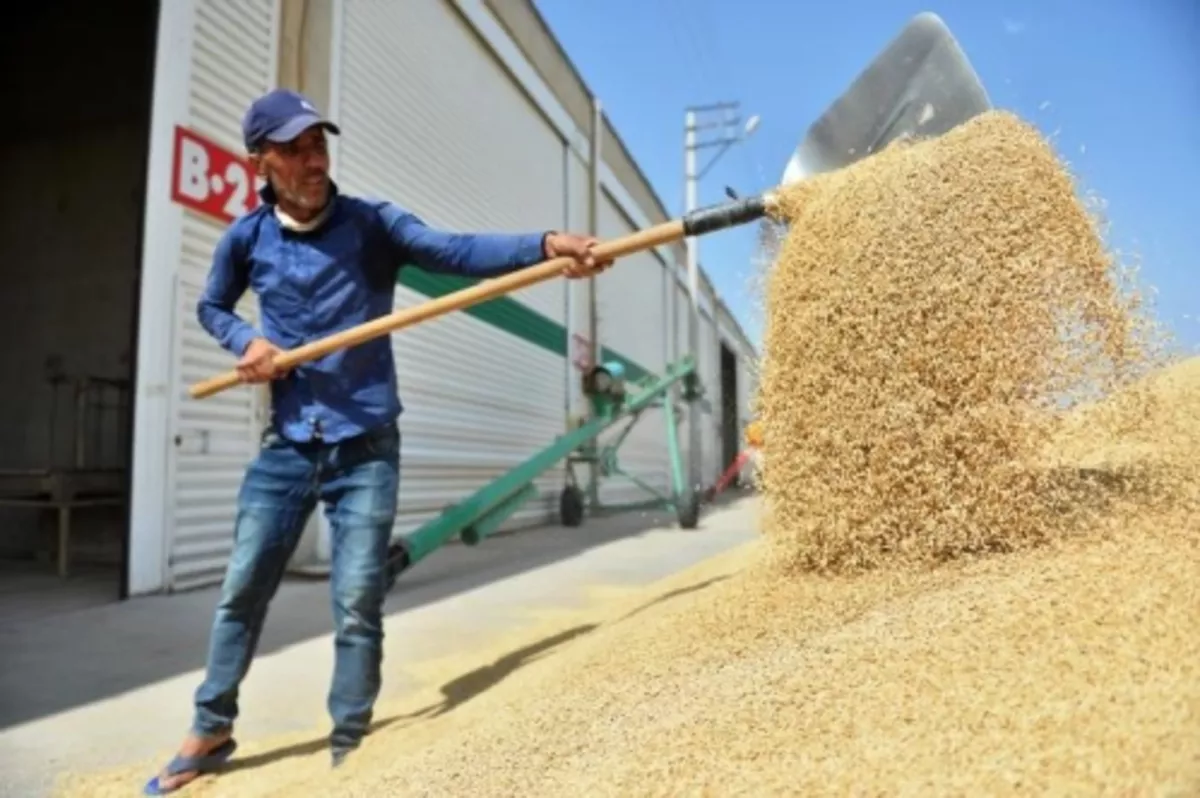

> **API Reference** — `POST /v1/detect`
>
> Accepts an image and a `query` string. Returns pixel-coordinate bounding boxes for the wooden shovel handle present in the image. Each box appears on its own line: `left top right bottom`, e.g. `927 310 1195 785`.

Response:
188 220 686 400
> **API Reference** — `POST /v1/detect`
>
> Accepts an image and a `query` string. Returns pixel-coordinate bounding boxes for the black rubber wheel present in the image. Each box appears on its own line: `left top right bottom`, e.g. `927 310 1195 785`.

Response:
560 485 585 527
676 489 701 530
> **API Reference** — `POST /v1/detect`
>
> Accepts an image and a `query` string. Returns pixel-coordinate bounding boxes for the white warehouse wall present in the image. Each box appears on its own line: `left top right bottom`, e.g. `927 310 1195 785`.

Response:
331 0 571 536
122 0 758 593
594 188 673 506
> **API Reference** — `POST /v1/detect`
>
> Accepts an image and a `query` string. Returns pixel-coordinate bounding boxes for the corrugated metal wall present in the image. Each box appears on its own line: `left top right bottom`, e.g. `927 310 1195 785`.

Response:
167 0 275 591
671 274 694 483
595 189 671 506
334 0 569 536
565 149 591 423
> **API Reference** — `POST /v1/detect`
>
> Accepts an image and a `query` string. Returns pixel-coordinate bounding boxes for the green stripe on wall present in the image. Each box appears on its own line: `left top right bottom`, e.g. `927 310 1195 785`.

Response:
400 269 567 356
399 267 657 382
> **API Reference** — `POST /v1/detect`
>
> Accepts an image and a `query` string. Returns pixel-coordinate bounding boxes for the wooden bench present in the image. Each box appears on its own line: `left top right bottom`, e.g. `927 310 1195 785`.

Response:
0 468 126 578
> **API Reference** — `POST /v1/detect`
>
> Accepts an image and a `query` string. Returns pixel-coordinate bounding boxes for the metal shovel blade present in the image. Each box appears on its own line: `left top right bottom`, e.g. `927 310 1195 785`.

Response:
780 11 992 185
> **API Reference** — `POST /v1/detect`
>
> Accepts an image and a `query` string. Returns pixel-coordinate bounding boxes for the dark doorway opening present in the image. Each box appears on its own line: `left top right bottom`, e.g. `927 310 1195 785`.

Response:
0 0 160 616
718 342 739 484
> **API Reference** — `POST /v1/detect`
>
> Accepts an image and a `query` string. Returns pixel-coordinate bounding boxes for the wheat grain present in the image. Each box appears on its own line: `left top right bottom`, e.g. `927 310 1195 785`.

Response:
757 110 1177 574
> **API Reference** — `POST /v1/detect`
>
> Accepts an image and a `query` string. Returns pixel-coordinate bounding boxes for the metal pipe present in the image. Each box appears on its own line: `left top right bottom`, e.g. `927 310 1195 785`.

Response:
661 248 670 366
684 108 701 495
588 98 601 373
664 385 685 498
587 96 602 507
661 258 670 494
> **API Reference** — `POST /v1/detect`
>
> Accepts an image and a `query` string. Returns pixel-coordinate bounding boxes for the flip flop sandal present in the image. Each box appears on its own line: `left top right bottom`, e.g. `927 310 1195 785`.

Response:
142 738 238 795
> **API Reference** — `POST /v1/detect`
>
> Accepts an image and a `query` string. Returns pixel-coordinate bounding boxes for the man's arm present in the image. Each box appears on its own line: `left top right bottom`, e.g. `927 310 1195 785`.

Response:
377 203 548 279
196 225 261 357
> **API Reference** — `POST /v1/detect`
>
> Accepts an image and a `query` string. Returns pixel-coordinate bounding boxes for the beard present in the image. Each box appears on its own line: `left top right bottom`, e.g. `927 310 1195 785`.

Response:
278 174 330 211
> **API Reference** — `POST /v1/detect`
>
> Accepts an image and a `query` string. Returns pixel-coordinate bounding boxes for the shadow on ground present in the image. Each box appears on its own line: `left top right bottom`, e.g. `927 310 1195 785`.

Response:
0 491 752 731
213 567 736 776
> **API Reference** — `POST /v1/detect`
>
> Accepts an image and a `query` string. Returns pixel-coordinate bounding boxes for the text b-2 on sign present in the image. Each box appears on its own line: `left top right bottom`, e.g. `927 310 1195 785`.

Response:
171 126 266 225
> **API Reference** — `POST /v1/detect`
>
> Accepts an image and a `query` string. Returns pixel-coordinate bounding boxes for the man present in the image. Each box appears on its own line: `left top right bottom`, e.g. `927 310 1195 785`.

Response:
145 89 612 795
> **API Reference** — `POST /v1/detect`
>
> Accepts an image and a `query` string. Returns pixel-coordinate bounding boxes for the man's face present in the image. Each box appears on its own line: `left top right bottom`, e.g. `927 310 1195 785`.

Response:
253 126 331 214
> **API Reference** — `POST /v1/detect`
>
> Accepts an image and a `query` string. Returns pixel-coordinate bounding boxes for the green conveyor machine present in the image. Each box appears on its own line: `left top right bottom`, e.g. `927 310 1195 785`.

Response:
384 354 705 588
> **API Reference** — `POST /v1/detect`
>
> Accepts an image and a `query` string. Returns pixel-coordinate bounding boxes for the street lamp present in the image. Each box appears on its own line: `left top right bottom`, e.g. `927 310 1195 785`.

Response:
682 102 759 504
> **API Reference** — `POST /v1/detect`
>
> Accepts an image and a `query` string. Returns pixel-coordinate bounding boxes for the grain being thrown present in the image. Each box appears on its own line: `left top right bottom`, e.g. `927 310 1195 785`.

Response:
757 109 1172 574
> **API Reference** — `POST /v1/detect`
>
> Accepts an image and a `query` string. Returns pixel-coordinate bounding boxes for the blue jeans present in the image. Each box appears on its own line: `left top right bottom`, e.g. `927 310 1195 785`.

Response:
191 422 400 752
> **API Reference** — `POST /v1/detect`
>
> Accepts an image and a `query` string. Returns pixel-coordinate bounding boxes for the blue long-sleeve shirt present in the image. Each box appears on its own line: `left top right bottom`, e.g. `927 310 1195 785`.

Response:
197 183 549 443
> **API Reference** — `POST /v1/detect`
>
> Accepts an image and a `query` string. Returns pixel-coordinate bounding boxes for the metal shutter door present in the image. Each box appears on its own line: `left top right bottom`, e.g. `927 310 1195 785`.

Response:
167 0 276 591
335 0 569 535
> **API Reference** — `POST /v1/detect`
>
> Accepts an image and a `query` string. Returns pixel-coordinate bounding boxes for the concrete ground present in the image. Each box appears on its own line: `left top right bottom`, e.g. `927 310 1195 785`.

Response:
0 562 123 627
0 494 759 798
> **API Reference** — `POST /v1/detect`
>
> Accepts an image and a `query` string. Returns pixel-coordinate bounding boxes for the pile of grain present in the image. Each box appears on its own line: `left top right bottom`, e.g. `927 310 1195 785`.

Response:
60 110 1200 798
756 110 1175 573
69 474 1197 796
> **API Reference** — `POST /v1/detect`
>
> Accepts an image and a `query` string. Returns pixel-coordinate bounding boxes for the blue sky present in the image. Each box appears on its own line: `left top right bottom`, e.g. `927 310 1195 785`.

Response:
533 0 1199 355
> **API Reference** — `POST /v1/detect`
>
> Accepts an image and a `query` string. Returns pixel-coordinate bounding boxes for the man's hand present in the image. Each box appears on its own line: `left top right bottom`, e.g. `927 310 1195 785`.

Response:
237 338 287 384
543 232 615 279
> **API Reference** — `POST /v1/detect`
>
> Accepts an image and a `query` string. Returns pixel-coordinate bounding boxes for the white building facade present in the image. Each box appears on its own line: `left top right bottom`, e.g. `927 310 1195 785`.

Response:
2 0 758 597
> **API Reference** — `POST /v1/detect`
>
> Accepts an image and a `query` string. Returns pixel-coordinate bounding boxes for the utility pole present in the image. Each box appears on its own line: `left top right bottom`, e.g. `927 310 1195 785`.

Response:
682 101 759 498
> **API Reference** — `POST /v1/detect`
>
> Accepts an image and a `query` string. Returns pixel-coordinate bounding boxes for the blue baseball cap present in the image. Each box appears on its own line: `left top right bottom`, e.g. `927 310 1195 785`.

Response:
242 89 340 151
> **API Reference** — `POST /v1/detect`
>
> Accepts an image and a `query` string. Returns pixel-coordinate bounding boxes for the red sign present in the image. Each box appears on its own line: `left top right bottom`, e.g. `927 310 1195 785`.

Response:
171 126 267 224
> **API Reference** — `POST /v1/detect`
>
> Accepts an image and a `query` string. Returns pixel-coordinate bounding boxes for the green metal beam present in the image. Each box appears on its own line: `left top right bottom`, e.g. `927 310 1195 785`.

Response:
399 266 657 382
460 482 540 546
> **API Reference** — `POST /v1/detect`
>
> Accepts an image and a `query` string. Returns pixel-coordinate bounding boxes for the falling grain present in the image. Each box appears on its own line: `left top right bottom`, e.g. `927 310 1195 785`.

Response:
757 110 1175 573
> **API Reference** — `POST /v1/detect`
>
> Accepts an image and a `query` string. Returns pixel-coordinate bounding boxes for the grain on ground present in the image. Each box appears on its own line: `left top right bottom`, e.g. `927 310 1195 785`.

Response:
69 501 1195 798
